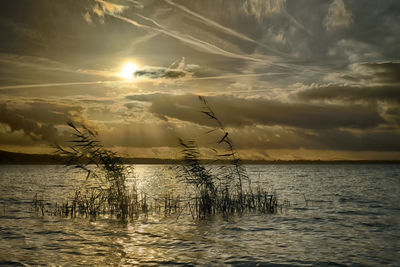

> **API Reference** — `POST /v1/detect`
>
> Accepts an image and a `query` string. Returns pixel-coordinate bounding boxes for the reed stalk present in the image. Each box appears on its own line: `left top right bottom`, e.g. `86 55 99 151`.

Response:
33 96 279 221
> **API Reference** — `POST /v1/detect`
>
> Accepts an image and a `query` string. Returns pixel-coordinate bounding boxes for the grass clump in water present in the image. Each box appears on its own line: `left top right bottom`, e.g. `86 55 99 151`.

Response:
176 96 278 219
33 96 279 221
50 122 144 221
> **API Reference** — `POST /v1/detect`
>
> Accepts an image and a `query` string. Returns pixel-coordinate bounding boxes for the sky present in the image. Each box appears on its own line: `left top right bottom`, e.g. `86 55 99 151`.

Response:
0 0 400 160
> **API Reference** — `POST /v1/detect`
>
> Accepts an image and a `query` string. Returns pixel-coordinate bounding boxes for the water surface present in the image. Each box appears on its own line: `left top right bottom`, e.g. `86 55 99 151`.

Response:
1 164 399 266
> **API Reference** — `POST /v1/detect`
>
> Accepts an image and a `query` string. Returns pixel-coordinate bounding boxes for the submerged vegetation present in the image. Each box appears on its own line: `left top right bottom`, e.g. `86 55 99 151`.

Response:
33 96 279 221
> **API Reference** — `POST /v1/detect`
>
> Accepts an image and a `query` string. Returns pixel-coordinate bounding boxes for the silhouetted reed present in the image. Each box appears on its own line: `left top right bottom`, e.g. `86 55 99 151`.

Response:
33 96 279 221
175 96 278 219
49 121 144 221
177 138 278 219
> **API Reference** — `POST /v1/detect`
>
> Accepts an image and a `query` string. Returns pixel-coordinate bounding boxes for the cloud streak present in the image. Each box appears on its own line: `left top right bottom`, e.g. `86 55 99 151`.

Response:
192 72 287 80
0 53 116 79
106 11 272 63
0 81 120 90
164 0 283 54
136 13 269 63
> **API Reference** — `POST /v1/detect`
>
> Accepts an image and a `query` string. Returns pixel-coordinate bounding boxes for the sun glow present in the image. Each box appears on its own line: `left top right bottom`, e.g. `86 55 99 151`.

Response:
120 62 138 79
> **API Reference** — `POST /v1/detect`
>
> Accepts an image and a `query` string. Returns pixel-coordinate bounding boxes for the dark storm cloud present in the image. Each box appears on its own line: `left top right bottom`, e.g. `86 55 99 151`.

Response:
0 101 82 143
126 93 385 129
342 62 400 84
296 61 400 103
296 84 400 103
17 102 84 125
0 130 35 146
307 129 400 151
225 126 400 151
385 106 400 125
134 68 189 79
363 62 400 83
0 104 61 143
344 1 400 59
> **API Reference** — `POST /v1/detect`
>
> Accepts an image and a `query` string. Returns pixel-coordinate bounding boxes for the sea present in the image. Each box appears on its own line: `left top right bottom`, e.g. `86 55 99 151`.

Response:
0 164 399 266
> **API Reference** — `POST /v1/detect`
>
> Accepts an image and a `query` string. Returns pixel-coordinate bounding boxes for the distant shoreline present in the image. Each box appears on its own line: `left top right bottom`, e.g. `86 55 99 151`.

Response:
1 150 399 165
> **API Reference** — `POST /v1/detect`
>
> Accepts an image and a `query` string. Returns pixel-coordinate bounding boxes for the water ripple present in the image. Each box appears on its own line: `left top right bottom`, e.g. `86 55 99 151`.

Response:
0 164 399 266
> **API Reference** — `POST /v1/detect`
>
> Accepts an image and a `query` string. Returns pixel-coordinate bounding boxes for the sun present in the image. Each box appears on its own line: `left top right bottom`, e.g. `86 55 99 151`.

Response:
120 62 138 79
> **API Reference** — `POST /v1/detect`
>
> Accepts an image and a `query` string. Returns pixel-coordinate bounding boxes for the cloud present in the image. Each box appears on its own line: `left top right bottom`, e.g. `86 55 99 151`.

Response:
385 106 400 125
83 11 93 24
304 62 400 104
327 39 380 63
126 93 386 130
0 105 61 143
345 62 400 84
1 0 400 159
92 0 129 20
0 81 113 91
0 127 36 146
294 60 400 128
108 12 270 63
296 84 400 104
0 101 83 143
324 0 353 31
297 128 400 151
164 0 278 53
134 68 189 80
227 126 400 151
324 61 400 85
132 58 194 81
125 0 144 9
0 53 117 86
242 0 286 21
